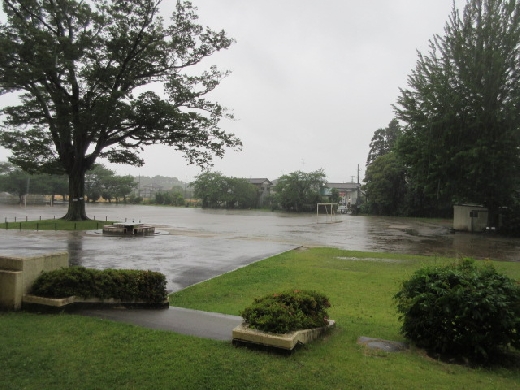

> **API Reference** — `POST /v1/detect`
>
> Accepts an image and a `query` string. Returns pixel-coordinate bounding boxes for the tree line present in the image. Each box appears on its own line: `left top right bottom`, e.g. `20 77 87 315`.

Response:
0 162 136 204
363 0 520 235
191 170 331 211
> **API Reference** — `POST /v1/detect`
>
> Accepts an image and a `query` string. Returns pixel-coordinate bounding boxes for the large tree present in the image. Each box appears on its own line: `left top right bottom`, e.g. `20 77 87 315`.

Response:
0 0 240 220
395 0 520 226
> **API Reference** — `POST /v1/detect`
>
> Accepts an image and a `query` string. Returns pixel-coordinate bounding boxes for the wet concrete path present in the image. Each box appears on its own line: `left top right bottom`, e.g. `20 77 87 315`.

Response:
1 204 520 295
75 306 243 341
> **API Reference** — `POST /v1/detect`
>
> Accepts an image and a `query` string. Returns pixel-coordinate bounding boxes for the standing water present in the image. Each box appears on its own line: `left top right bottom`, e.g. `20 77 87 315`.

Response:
1 204 519 292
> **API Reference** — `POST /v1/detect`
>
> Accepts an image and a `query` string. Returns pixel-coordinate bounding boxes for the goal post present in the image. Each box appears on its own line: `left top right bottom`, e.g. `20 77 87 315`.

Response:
316 203 339 224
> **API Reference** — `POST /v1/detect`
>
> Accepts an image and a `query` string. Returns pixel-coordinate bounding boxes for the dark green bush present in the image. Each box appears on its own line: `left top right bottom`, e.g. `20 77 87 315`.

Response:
241 290 330 333
30 267 167 303
394 260 520 363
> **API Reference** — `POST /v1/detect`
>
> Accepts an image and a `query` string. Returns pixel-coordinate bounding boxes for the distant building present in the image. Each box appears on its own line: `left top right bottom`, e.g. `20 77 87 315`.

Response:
247 178 273 207
323 182 362 207
141 184 164 199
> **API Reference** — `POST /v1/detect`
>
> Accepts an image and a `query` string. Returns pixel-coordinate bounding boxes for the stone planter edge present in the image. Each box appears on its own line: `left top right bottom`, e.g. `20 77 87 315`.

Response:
232 319 335 351
22 294 169 311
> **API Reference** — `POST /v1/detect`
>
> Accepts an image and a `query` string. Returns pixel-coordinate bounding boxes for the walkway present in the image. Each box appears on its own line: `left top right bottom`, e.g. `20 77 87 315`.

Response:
75 306 243 341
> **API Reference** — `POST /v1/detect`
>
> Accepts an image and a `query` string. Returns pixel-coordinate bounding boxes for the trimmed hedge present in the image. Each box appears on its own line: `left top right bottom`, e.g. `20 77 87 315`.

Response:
394 260 520 363
241 290 330 333
30 267 167 303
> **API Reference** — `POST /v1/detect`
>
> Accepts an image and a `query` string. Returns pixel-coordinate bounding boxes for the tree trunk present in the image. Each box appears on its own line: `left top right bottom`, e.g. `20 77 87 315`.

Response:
62 168 89 220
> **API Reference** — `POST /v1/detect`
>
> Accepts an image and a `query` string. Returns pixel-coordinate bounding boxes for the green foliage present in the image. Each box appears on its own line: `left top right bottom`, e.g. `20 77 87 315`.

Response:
0 1 239 220
155 190 185 206
85 164 136 203
366 118 402 167
30 267 167 303
363 152 407 216
274 169 327 212
395 0 520 221
394 260 520 363
192 171 258 209
240 290 331 333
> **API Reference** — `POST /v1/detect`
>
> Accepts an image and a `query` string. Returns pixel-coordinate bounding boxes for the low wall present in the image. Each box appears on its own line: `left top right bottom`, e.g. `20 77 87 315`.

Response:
0 252 69 311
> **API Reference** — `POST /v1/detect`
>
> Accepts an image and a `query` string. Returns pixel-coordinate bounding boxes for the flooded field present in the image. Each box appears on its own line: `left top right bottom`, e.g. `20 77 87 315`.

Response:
1 204 519 291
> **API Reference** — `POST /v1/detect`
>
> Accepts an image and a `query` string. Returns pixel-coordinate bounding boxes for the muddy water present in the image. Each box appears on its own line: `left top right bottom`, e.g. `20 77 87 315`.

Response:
1 204 519 291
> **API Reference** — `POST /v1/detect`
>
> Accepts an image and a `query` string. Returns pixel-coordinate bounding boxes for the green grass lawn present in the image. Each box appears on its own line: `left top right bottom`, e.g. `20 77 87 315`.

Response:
1 248 519 389
0 219 114 230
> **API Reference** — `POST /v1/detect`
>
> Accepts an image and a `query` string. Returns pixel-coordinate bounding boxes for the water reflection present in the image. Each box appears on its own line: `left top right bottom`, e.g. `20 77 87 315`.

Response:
68 231 83 266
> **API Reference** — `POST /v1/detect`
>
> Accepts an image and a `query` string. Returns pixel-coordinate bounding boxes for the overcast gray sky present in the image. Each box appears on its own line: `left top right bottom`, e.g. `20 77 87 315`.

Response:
0 0 464 183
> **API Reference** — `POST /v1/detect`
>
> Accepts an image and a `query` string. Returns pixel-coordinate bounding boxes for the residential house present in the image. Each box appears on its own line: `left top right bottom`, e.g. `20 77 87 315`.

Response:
247 178 273 207
323 182 362 209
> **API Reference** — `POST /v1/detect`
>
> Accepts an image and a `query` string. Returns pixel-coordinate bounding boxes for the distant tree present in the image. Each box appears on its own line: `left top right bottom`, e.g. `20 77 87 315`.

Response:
0 0 239 220
330 188 340 204
0 166 30 203
192 171 226 208
38 174 69 203
366 119 402 166
223 177 257 209
111 176 137 203
274 170 327 212
84 165 114 202
155 190 184 206
191 171 257 208
394 0 520 225
363 152 407 215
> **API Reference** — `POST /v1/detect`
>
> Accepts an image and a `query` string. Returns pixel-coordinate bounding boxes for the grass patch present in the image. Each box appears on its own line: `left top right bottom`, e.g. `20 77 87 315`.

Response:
0 219 114 231
1 248 520 389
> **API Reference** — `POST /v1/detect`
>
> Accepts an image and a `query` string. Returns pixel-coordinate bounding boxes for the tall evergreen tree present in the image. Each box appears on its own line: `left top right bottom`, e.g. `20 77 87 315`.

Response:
366 118 402 167
395 0 520 225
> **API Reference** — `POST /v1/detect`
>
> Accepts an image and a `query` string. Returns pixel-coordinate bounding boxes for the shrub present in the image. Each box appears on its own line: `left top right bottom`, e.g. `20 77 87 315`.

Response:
394 259 520 362
241 290 330 333
30 267 167 303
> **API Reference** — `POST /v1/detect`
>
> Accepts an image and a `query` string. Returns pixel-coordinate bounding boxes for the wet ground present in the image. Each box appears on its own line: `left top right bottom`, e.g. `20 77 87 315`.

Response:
1 204 519 292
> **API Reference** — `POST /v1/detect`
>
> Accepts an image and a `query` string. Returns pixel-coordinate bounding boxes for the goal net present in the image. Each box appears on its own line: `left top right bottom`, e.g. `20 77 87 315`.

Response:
316 203 339 224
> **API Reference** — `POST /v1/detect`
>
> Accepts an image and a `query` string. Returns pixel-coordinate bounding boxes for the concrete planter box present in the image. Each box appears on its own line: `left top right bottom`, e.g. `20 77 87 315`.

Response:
232 320 335 351
22 294 169 311
23 294 75 307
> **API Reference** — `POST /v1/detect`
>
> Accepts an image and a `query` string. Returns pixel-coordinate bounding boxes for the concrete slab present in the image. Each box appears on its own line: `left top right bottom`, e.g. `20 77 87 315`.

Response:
75 306 243 341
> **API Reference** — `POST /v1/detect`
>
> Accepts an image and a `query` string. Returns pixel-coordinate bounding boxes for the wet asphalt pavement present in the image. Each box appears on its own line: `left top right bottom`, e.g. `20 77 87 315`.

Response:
2 203 520 293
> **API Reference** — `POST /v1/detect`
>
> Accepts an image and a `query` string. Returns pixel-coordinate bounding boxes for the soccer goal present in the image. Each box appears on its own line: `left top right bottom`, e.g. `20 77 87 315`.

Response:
316 203 340 224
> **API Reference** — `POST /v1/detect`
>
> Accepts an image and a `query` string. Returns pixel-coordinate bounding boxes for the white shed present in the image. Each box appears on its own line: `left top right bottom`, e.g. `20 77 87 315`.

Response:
453 204 488 232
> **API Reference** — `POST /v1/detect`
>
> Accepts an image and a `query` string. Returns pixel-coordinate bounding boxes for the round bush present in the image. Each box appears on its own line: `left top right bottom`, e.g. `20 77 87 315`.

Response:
240 290 330 333
394 260 520 362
